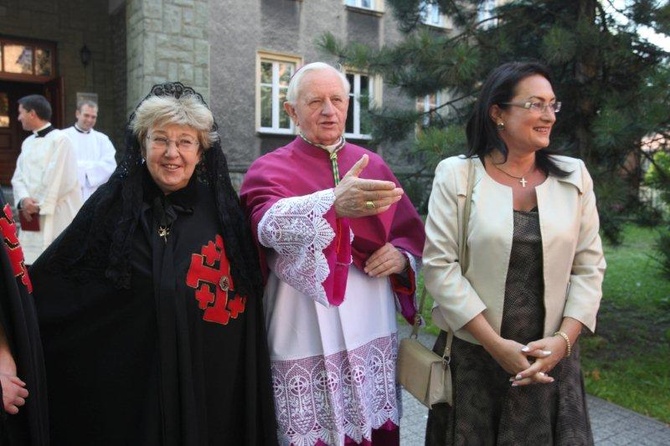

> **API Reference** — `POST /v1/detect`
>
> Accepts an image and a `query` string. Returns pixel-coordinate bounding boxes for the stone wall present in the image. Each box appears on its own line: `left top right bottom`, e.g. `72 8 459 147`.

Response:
1 0 422 185
208 0 415 175
110 1 128 157
126 0 210 114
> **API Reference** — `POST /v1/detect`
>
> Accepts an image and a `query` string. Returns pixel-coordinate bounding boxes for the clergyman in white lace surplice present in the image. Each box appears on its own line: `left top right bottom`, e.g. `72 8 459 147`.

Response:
242 138 424 446
241 62 425 446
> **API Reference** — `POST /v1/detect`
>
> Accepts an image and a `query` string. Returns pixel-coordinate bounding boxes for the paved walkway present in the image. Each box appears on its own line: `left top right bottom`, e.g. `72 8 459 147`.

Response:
397 325 670 445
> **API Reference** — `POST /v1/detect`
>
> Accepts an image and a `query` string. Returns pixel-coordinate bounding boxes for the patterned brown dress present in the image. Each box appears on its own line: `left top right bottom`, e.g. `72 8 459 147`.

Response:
425 209 593 446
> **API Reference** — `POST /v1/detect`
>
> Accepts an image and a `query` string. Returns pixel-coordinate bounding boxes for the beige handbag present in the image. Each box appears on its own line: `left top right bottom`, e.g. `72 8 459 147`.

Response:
397 157 474 409
397 290 454 408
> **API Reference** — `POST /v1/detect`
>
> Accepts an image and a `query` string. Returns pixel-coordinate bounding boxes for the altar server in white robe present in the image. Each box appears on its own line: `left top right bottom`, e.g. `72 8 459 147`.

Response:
63 100 116 201
11 94 82 265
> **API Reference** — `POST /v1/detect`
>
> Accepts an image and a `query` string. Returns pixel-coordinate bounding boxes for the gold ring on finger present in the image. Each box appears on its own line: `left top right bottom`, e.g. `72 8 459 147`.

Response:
365 200 375 210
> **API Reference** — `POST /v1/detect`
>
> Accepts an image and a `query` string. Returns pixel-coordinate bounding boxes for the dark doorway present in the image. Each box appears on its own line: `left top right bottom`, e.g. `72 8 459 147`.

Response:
0 80 64 186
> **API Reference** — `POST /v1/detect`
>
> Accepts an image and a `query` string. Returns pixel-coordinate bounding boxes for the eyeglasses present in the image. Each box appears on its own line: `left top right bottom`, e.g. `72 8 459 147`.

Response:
501 101 562 114
147 135 200 152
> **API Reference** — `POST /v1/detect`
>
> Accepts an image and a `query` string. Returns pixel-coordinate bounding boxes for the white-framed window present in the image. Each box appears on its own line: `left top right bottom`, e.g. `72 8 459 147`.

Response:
257 52 301 134
344 0 383 12
416 91 447 131
344 72 380 139
478 0 498 28
419 1 451 28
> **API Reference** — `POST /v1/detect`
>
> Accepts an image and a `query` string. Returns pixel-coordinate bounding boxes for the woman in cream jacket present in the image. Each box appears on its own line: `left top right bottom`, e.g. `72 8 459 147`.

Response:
423 62 606 446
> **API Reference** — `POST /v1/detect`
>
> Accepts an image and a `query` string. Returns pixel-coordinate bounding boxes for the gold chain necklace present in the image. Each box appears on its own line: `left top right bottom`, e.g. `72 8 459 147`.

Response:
492 162 535 188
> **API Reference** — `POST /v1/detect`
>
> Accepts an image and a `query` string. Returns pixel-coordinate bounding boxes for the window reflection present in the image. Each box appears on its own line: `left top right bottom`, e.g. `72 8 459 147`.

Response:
259 59 295 132
4 45 33 74
35 49 52 76
0 93 8 128
0 41 55 77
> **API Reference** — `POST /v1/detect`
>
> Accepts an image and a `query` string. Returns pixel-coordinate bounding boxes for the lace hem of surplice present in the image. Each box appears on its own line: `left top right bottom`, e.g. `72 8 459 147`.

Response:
272 334 399 446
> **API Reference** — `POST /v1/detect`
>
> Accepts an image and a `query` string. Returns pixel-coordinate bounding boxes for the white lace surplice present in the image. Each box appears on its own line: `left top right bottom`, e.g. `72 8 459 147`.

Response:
258 190 338 307
258 191 401 446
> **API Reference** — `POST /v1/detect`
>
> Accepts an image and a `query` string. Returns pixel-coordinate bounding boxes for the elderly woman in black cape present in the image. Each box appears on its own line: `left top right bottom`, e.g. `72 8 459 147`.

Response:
29 83 277 445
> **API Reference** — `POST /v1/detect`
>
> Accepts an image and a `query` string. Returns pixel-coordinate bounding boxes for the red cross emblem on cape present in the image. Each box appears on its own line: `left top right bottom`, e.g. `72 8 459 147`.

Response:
0 203 33 293
186 234 246 325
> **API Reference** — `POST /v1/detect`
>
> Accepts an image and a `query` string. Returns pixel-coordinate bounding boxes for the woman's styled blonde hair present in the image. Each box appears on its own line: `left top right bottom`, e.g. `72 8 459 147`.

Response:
131 94 219 155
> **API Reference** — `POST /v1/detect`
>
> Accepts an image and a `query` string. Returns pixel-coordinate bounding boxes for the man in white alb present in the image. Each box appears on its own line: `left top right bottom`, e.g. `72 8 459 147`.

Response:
63 100 116 202
11 94 82 265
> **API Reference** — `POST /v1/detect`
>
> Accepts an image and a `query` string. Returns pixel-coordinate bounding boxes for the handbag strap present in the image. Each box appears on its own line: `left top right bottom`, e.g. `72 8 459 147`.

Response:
411 158 475 361
411 288 427 338
460 158 475 270
443 158 474 360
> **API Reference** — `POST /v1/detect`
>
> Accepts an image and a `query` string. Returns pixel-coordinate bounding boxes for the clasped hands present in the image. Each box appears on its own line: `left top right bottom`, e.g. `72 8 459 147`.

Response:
20 197 40 221
491 335 568 387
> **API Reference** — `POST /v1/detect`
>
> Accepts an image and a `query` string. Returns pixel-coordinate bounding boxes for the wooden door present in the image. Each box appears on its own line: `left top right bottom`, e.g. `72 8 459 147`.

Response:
0 82 34 185
45 77 65 129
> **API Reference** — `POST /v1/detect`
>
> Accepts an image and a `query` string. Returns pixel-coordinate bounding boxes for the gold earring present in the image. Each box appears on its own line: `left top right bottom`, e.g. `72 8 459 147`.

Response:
497 122 505 131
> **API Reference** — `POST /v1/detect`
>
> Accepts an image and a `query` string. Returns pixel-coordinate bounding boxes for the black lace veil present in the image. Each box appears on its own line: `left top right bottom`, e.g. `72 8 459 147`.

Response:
39 82 262 298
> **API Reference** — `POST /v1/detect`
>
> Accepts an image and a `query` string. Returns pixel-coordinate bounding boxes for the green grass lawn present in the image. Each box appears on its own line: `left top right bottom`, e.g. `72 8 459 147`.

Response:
413 224 670 424
580 224 670 424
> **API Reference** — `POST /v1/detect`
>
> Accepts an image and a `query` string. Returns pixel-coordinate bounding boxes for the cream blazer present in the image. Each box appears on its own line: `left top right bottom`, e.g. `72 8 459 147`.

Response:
423 155 606 345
